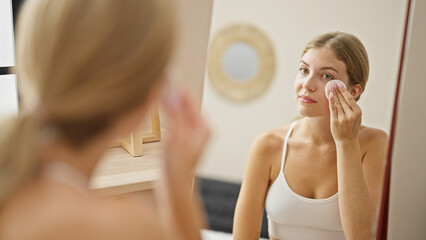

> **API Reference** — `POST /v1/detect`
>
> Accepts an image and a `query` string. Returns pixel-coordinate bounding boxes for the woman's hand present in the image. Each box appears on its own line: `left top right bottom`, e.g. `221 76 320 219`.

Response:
156 85 209 240
328 82 362 143
161 85 210 179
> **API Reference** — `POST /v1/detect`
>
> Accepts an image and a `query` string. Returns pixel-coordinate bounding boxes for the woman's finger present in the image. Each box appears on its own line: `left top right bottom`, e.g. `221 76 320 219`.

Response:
332 84 345 116
336 88 352 114
173 86 209 133
337 84 358 110
163 86 197 128
179 87 202 127
329 91 338 120
162 88 191 146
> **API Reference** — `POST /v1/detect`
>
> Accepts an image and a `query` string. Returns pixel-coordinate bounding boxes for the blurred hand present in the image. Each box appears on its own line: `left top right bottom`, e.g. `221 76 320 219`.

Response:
161 85 210 179
328 82 362 143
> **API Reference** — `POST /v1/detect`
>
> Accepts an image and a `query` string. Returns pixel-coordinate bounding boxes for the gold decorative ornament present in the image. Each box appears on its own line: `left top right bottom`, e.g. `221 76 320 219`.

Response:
208 24 276 102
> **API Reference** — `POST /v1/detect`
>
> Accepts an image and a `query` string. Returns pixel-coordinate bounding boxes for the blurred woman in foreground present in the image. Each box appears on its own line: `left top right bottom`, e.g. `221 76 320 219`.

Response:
0 0 209 239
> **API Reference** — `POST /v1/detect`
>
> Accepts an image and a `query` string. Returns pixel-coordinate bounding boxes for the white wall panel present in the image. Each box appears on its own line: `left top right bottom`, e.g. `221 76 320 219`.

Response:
0 0 15 67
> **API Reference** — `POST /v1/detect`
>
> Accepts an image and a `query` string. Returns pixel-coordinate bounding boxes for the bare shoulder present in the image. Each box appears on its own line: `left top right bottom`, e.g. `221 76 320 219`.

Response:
246 123 292 177
0 182 163 240
250 124 292 157
359 126 389 163
88 195 163 240
359 126 389 148
44 195 163 240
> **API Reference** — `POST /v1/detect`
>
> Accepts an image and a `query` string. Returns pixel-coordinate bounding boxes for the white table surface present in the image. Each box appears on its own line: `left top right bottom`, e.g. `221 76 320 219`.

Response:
0 74 18 119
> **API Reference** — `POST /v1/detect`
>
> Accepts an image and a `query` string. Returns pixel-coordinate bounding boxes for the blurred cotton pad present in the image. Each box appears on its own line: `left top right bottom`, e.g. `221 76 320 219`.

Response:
325 80 346 99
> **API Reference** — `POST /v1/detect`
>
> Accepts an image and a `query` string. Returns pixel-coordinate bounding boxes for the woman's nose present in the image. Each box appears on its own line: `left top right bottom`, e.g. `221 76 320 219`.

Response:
302 74 317 92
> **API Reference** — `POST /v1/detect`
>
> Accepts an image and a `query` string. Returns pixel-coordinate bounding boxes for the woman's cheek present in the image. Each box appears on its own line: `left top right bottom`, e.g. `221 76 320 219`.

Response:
294 78 303 92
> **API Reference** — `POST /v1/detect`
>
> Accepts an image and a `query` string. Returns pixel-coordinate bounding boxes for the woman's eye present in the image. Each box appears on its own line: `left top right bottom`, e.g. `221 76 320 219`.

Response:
299 68 308 74
322 74 333 80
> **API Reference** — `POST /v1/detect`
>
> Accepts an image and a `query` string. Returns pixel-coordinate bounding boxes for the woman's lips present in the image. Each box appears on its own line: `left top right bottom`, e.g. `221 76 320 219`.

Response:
299 95 317 103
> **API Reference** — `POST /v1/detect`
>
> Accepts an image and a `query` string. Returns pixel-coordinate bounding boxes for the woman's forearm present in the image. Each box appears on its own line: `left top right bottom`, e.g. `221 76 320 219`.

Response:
336 139 377 240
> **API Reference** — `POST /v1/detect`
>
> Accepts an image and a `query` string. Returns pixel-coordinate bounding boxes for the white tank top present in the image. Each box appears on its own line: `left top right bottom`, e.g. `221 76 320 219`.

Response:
265 121 346 240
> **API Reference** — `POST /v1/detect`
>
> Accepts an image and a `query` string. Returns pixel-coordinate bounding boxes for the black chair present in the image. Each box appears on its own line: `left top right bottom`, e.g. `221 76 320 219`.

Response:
198 177 269 239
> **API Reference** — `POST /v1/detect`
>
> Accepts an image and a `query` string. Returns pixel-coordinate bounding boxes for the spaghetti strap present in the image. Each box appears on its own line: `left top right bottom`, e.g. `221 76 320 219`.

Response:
279 121 297 173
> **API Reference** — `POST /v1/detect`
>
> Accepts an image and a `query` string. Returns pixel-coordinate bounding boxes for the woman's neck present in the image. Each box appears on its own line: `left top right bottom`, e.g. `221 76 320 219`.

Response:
297 116 335 144
42 135 112 181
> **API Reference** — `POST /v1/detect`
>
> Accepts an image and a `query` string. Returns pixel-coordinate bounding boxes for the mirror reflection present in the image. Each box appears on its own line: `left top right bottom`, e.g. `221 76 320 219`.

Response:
199 0 407 239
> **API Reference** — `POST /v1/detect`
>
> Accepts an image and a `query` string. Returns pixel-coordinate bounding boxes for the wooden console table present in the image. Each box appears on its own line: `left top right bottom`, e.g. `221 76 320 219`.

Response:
90 139 165 197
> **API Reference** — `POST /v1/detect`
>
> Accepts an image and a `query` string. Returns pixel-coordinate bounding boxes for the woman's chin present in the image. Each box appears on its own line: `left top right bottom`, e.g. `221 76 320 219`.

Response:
297 106 329 118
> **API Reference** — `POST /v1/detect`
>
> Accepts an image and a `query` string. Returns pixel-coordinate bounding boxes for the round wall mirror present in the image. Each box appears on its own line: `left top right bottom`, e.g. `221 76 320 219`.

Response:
208 24 275 102
222 42 260 82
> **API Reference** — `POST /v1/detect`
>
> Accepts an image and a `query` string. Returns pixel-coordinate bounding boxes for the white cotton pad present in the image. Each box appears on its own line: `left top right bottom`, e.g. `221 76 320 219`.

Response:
325 80 346 99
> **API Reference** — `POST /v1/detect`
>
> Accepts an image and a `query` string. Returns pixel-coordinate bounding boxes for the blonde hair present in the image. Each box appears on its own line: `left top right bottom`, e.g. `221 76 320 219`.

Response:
302 31 369 101
0 0 174 203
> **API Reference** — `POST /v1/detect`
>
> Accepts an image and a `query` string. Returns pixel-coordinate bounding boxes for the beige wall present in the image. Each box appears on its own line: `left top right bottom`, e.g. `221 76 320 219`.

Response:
198 0 407 183
144 0 213 132
170 0 213 105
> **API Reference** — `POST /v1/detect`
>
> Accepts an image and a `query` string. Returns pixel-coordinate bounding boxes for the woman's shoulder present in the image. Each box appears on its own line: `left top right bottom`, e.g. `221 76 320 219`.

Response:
359 125 389 154
0 180 162 240
250 123 293 155
46 194 162 240
244 123 293 179
359 125 389 144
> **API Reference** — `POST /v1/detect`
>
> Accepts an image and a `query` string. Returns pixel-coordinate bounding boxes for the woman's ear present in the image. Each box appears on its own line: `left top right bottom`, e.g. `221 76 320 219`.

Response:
350 83 363 100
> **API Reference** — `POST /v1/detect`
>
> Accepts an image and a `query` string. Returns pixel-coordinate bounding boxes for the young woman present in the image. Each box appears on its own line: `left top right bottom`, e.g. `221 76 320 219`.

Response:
0 0 209 239
233 32 388 240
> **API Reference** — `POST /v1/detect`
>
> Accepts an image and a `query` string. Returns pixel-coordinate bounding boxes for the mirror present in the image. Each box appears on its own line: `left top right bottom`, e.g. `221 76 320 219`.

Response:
198 0 408 239
222 42 260 82
207 24 275 102
385 0 426 239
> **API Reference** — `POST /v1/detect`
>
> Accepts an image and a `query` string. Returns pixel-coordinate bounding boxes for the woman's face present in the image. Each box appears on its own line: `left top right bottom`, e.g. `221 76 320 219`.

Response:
294 47 350 117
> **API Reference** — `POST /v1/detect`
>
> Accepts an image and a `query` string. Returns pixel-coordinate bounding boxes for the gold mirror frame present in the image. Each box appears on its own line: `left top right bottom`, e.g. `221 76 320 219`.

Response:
110 108 161 157
208 24 276 102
